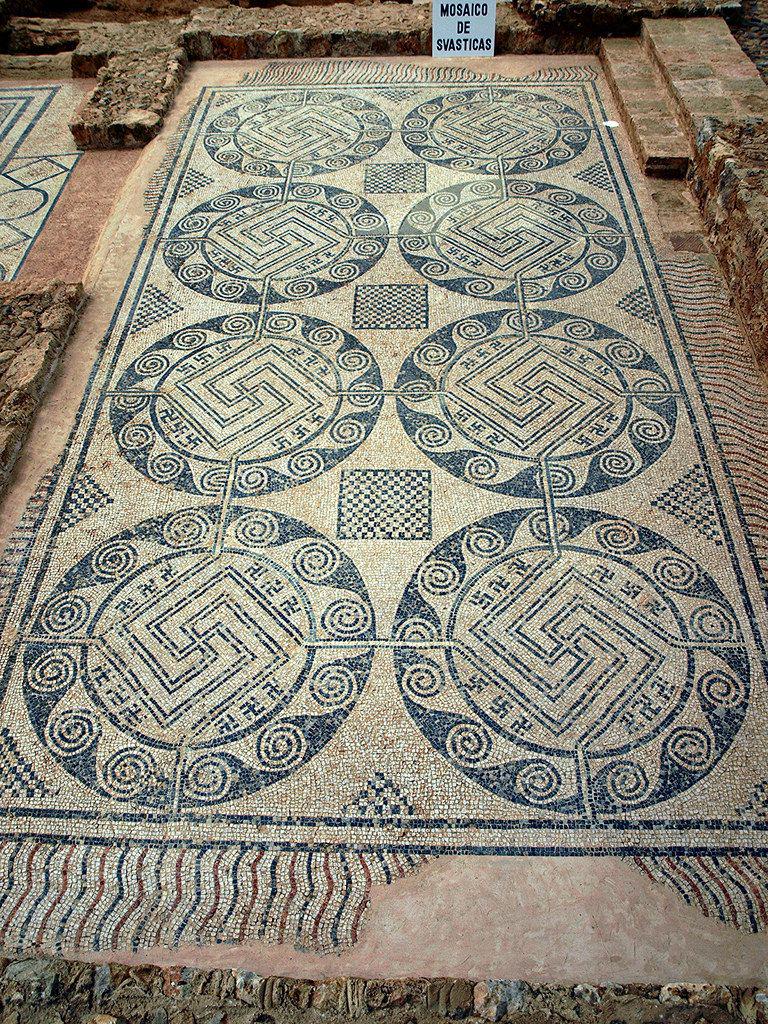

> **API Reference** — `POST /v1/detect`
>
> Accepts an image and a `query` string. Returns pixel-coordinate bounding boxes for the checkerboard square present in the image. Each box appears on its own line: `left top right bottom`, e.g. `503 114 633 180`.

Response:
337 469 432 540
364 162 426 194
353 284 428 330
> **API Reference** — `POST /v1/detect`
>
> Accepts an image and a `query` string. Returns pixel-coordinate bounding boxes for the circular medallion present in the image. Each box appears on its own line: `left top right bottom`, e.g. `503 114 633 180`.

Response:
396 307 676 498
24 506 375 807
111 312 383 498
393 508 749 813
163 183 388 305
402 89 590 174
399 179 625 303
204 91 392 176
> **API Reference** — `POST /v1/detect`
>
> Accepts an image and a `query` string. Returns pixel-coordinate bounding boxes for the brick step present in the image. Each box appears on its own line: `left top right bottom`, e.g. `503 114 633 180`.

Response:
600 36 690 177
641 16 768 142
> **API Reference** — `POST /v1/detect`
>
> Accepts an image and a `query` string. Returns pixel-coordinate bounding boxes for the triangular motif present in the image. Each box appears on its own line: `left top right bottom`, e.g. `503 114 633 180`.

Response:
0 728 47 798
129 284 184 334
57 472 113 532
617 285 657 325
650 463 723 544
343 772 415 820
574 161 614 192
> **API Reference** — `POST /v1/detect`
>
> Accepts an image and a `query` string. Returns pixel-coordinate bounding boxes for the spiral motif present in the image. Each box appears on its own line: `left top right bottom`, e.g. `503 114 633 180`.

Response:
178 214 208 233
256 722 306 771
27 649 78 694
183 754 236 802
336 347 371 372
161 509 211 548
307 324 343 347
46 708 100 756
699 670 746 710
264 313 299 334
235 465 270 495
309 664 357 708
596 450 637 478
464 525 506 559
209 194 241 212
173 328 208 350
199 466 229 494
321 597 372 638
118 423 153 451
329 417 366 446
287 450 324 479
90 540 138 581
394 616 439 643
606 339 642 366
630 418 671 445
464 454 500 482
562 318 596 340
39 593 90 636
133 353 169 377
689 604 736 642
102 747 158 799
212 279 247 301
327 262 359 283
292 539 340 584
546 464 577 496
415 422 452 449
178 263 211 285
233 510 280 548
418 558 462 596
401 660 445 700
417 342 452 366
464 279 496 296
279 279 318 299
604 760 649 803
594 519 640 553
653 555 700 592
453 318 488 342
557 272 589 292
221 314 257 336
112 394 149 413
446 722 492 767
666 727 712 771
147 452 185 483
515 760 561 803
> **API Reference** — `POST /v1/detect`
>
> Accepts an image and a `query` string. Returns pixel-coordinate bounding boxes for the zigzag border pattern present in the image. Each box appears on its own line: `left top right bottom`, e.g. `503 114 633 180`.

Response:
0 841 427 955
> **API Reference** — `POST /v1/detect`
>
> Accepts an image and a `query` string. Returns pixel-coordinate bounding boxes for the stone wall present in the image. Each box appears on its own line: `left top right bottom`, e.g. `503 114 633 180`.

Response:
1 960 766 1024
0 281 83 495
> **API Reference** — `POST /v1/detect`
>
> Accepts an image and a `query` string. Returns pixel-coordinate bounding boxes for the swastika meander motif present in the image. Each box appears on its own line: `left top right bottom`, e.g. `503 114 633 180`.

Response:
163 182 388 304
399 179 626 303
204 91 392 177
396 308 676 498
402 89 590 175
22 506 375 808
393 507 750 813
110 311 383 497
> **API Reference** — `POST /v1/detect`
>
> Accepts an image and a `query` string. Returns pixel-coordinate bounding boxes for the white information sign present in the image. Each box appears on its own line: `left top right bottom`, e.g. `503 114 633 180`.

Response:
431 0 497 57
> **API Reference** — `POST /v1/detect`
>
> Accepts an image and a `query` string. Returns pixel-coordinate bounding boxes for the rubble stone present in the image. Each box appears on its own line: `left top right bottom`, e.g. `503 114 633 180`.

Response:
0 281 83 496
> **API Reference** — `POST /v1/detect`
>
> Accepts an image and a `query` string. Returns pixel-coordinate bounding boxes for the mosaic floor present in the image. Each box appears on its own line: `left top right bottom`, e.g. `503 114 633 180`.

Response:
0 84 79 280
1 56 768 959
